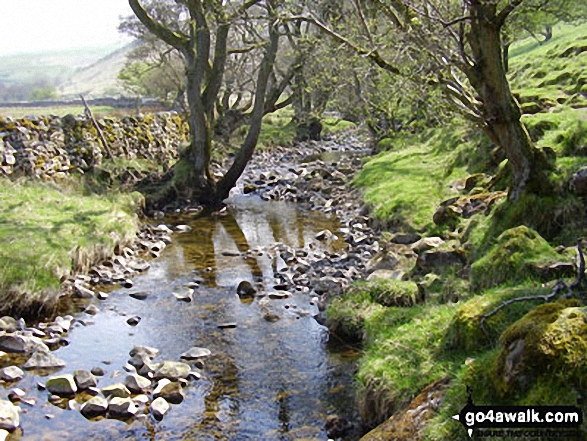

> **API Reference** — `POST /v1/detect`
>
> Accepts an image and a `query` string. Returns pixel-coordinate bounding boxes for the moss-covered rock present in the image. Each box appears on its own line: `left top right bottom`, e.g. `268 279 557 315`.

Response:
493 299 583 396
445 286 552 352
470 226 563 292
365 279 422 307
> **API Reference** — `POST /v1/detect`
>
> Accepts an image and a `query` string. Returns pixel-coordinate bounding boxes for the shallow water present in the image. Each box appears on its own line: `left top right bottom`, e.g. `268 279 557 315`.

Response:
6 195 361 440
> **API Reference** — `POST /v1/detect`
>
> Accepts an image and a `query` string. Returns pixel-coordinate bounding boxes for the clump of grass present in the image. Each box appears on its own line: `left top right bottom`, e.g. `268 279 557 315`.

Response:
0 177 141 317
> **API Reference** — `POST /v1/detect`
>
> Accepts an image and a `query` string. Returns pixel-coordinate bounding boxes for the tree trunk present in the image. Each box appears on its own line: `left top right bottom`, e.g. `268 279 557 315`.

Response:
466 1 551 200
215 15 280 201
183 61 215 199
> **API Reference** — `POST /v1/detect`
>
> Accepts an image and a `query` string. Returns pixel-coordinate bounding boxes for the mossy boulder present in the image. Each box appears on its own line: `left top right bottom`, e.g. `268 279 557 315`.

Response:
493 299 583 396
365 279 422 307
445 286 551 352
470 226 563 292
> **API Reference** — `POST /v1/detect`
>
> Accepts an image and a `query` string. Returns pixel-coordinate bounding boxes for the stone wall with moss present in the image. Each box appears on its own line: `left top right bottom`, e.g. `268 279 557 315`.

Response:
0 112 188 179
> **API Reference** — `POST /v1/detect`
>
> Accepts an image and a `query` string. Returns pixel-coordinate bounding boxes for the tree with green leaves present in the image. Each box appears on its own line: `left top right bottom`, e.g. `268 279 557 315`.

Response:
298 0 584 200
128 0 284 206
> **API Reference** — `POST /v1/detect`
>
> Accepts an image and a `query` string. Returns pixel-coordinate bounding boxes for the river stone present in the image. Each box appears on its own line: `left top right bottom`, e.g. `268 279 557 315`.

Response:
126 316 141 326
0 366 24 382
0 317 17 333
108 397 138 418
74 370 97 390
153 379 184 404
124 374 151 394
84 305 100 315
129 345 159 359
236 281 256 297
173 289 193 302
46 375 77 396
0 400 20 431
80 395 108 418
175 224 192 232
91 366 106 377
23 347 66 370
102 383 131 399
180 347 212 360
0 335 27 353
150 396 170 420
129 292 149 301
153 361 190 381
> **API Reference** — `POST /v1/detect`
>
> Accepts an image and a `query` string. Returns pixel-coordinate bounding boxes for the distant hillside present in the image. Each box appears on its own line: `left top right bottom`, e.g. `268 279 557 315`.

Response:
0 45 126 87
58 43 136 99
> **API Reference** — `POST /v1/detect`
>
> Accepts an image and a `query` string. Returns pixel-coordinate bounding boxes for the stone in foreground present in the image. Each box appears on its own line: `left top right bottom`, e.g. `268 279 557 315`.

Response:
74 370 98 390
46 374 77 396
80 396 108 418
180 347 212 360
108 397 138 419
23 348 66 370
0 366 24 382
153 361 190 381
101 383 131 399
0 400 20 431
150 396 170 420
124 374 151 394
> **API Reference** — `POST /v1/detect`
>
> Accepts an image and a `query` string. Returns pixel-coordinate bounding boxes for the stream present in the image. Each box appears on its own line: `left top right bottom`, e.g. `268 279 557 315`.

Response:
7 194 363 440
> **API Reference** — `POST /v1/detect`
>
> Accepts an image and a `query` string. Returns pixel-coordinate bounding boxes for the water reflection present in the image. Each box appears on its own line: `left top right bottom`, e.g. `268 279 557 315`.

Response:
16 195 360 440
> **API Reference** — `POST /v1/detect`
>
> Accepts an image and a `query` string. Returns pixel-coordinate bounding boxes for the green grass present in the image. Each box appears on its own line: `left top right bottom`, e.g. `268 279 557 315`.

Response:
0 105 120 119
0 177 141 316
341 22 587 440
353 125 489 231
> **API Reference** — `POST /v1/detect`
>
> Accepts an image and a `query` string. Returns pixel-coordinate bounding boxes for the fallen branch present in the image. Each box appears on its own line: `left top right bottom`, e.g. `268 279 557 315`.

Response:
479 240 585 341
80 94 113 160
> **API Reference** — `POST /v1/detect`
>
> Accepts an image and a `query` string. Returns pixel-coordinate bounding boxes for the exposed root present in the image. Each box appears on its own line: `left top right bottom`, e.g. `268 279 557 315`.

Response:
479 239 585 341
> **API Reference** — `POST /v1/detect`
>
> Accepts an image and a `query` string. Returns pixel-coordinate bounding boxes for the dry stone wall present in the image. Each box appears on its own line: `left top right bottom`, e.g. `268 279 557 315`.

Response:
0 112 188 179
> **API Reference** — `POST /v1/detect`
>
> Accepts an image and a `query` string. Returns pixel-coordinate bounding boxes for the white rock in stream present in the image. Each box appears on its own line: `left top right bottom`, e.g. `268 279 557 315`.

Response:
124 374 151 394
80 396 108 418
23 348 66 370
0 400 20 431
108 397 138 418
150 397 170 420
0 366 24 382
74 370 98 390
153 379 184 404
153 361 191 381
180 347 211 360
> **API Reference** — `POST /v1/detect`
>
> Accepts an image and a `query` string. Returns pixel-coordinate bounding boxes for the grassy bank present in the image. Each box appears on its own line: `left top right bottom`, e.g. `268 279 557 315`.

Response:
332 23 587 440
0 177 142 317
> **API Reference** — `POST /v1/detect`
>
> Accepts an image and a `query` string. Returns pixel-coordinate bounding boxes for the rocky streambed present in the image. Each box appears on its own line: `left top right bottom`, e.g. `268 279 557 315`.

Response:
0 131 385 440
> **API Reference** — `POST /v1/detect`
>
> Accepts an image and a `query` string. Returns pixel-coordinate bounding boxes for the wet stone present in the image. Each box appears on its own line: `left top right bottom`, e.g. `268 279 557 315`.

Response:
154 361 191 381
91 367 106 377
46 375 77 396
180 347 212 360
124 374 151 394
0 366 24 382
0 400 20 431
153 379 184 404
102 383 131 399
80 396 108 418
23 347 66 370
150 396 170 420
108 397 138 418
74 370 97 390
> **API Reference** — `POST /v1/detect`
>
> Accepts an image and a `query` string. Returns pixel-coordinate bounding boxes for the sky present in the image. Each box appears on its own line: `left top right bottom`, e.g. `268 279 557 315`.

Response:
0 0 135 56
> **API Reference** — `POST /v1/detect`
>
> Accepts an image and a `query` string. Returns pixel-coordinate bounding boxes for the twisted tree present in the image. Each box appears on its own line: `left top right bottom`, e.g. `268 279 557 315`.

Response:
128 0 282 205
